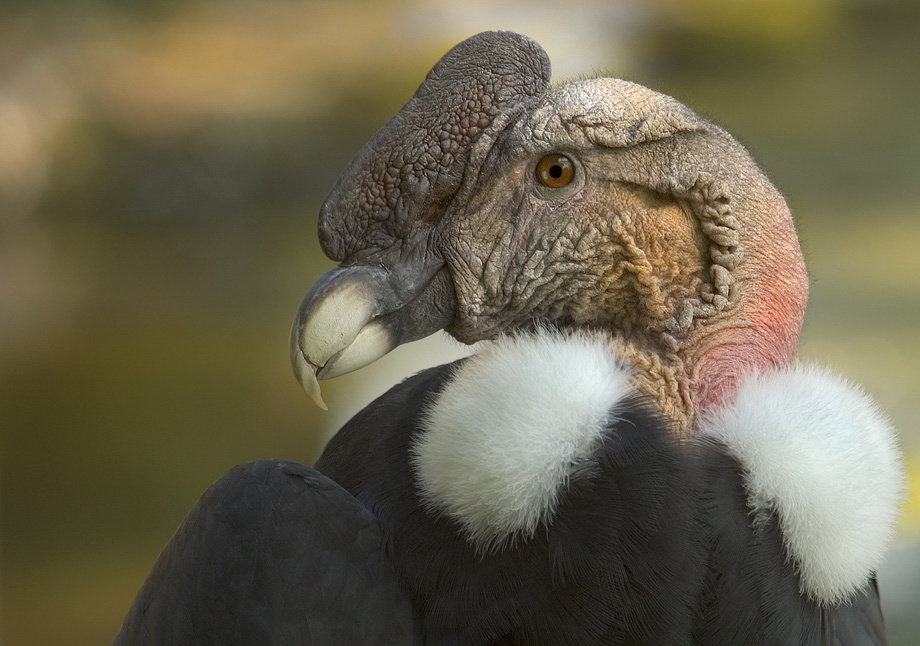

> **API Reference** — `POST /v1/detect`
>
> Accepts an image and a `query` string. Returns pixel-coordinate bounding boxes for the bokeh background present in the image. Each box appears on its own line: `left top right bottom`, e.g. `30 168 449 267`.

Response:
1 0 919 643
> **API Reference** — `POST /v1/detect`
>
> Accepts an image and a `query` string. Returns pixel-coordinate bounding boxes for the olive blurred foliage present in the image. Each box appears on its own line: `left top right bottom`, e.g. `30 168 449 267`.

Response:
1 1 919 644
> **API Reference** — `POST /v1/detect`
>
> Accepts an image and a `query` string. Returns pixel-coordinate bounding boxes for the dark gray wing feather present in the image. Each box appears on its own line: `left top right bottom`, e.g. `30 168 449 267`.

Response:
112 459 419 646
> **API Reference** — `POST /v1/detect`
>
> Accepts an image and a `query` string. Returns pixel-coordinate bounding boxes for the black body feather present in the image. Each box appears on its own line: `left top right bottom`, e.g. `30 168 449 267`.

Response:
113 363 887 645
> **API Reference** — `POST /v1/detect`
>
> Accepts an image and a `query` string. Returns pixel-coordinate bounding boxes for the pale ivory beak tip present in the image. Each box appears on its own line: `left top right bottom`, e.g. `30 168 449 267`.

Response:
294 351 328 411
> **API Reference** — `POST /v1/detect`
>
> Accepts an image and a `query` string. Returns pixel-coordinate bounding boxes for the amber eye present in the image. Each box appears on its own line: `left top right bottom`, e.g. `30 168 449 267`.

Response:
535 154 575 188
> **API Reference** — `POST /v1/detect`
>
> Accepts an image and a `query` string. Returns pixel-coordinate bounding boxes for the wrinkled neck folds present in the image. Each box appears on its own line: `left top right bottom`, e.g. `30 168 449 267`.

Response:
595 175 807 432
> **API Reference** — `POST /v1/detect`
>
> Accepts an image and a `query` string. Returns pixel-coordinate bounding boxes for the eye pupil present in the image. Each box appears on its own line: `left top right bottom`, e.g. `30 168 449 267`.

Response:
536 154 575 188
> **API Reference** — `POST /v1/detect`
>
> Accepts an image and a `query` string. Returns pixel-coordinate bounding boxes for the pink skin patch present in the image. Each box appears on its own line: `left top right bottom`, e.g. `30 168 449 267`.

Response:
695 210 809 417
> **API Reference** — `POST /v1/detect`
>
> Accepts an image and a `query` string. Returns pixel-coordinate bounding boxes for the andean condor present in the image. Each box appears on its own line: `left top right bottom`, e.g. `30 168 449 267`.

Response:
113 31 904 645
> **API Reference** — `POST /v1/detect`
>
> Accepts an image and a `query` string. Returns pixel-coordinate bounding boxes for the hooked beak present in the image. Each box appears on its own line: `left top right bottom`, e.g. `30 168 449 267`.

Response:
289 264 455 409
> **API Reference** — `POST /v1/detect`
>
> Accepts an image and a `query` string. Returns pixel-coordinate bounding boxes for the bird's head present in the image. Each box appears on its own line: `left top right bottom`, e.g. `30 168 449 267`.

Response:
290 31 808 431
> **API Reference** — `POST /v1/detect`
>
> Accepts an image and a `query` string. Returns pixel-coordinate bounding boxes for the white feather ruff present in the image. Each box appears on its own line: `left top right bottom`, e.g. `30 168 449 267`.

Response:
411 330 631 551
701 364 904 604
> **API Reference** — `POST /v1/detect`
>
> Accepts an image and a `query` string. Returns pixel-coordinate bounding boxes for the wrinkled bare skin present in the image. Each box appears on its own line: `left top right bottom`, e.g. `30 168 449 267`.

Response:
429 92 711 427
299 32 808 433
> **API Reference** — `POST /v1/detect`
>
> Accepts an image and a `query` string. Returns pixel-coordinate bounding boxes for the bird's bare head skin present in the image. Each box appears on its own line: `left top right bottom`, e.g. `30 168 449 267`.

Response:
291 31 808 430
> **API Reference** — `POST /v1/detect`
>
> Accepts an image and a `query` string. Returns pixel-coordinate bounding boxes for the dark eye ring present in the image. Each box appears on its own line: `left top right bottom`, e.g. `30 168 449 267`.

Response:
535 154 576 188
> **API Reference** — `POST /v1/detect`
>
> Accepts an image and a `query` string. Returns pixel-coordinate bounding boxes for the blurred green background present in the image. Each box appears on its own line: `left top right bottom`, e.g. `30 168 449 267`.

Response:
1 0 919 644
